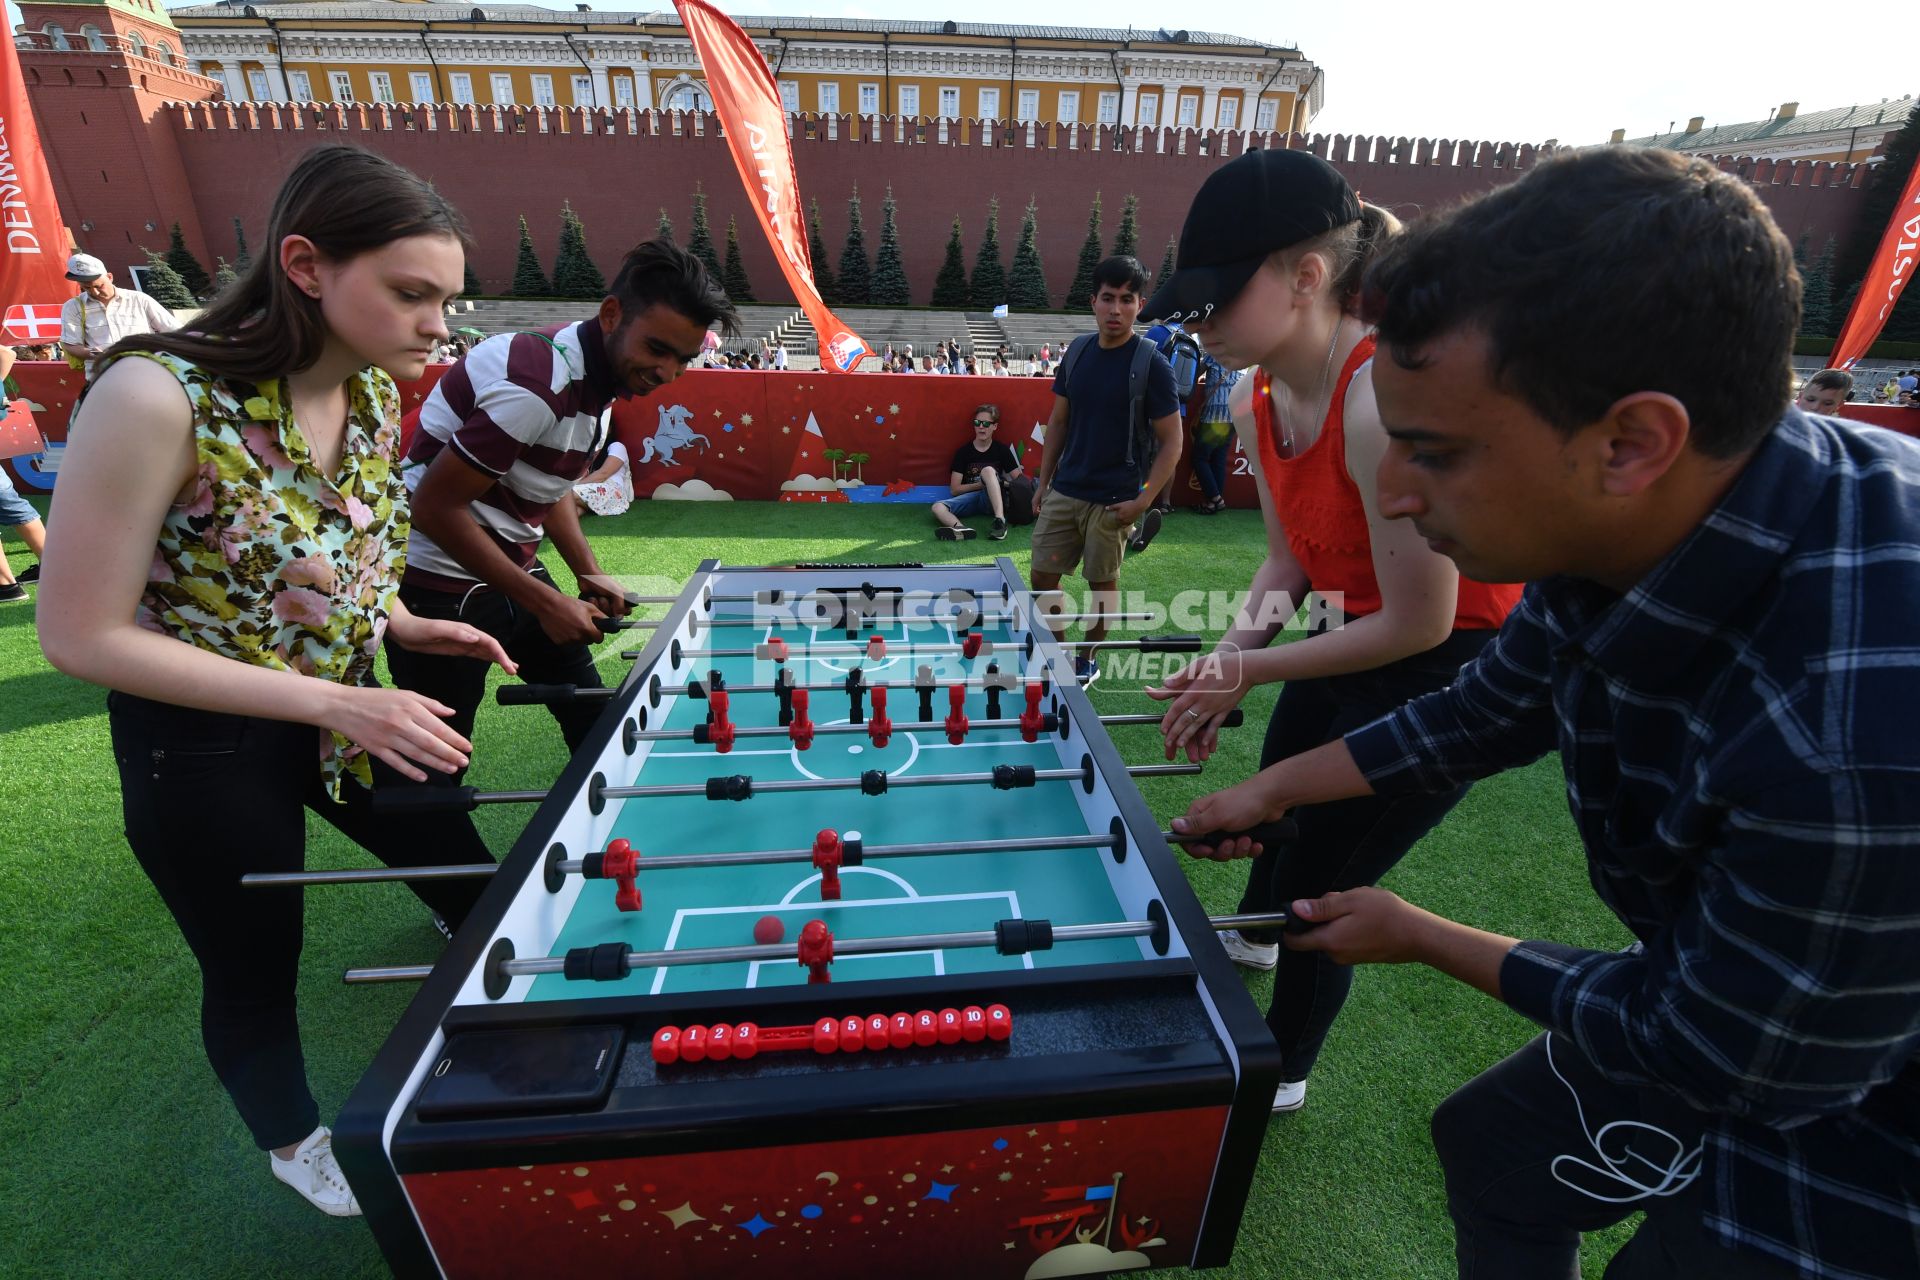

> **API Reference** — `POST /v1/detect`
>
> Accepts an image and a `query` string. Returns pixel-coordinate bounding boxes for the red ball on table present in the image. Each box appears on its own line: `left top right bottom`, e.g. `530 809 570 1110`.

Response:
754 914 785 945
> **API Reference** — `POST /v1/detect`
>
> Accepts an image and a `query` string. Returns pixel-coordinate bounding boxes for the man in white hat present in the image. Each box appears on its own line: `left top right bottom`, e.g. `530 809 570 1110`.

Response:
59 253 177 378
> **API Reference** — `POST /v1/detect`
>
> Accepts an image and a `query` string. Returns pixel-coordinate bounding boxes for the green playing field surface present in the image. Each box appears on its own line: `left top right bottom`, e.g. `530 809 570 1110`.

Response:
528 608 1141 999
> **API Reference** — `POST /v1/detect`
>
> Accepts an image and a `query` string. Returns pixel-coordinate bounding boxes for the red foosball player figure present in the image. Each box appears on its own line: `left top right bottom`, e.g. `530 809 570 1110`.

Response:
944 684 969 745
707 687 736 754
1020 681 1046 743
867 686 893 749
811 829 844 900
797 918 834 984
788 688 815 750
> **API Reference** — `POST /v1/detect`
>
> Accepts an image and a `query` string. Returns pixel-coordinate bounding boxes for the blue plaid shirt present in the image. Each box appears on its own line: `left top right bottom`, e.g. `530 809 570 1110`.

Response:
1347 409 1920 1278
1201 354 1239 422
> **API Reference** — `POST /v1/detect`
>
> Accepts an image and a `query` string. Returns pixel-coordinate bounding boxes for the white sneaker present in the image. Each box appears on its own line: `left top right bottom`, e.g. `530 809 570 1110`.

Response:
1272 1080 1308 1112
271 1126 362 1217
1218 929 1279 971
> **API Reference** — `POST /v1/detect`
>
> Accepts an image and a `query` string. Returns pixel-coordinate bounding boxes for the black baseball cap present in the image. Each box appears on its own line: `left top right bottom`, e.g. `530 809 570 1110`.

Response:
1144 148 1361 323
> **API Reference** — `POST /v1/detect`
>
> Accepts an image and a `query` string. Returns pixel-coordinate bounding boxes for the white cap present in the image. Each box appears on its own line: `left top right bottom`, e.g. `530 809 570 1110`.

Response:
64 253 106 282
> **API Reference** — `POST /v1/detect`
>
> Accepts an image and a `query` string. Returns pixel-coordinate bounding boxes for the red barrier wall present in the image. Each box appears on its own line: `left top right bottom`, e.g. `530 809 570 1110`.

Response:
5 365 1262 509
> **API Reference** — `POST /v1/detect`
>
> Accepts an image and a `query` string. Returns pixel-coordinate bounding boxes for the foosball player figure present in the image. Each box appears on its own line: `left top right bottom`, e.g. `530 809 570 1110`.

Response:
797 918 834 983
915 664 938 721
1020 681 1047 742
846 667 867 724
945 684 970 745
811 829 845 900
867 686 893 748
705 687 735 753
788 688 815 750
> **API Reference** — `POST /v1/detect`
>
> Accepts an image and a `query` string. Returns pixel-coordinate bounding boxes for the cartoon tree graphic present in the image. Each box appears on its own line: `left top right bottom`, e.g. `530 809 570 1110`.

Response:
846 451 870 484
821 447 846 480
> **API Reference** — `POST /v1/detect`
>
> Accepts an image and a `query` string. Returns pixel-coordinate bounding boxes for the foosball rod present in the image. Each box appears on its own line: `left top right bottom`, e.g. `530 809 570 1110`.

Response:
600 610 1157 635
609 706 1245 745
371 762 1204 814
342 901 1314 985
243 816 1299 888
658 633 1201 662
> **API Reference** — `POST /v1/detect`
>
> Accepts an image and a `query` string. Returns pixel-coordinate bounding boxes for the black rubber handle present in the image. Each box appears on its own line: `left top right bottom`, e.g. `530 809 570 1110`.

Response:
1221 709 1245 728
1176 818 1300 850
371 785 479 815
498 683 576 706
594 617 642 633
1138 633 1203 653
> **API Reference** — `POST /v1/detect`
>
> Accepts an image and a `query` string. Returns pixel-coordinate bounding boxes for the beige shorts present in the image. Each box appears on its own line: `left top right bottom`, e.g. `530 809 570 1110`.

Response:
1031 490 1129 582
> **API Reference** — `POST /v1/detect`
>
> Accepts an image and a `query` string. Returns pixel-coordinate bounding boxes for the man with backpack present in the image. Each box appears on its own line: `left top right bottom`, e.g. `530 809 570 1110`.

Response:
1030 255 1183 685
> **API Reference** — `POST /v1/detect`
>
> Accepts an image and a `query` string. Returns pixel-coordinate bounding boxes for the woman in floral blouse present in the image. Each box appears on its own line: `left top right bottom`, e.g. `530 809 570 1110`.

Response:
38 147 515 1219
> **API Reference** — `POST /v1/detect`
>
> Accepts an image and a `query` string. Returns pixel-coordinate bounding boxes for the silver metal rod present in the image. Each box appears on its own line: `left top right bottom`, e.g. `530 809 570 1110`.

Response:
668 672 1050 695
344 964 436 984
627 714 1047 742
681 640 989 660
242 864 498 887
598 762 1197 801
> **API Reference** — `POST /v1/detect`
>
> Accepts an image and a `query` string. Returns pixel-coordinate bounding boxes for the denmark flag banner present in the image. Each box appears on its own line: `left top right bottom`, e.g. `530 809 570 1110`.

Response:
1832 162 1920 370
3 302 63 342
672 0 870 372
0 33 75 317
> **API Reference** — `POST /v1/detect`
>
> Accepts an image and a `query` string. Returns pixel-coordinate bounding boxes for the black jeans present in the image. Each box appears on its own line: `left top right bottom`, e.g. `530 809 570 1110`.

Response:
1239 627 1495 1083
108 691 490 1151
1434 1033 1805 1279
385 566 605 769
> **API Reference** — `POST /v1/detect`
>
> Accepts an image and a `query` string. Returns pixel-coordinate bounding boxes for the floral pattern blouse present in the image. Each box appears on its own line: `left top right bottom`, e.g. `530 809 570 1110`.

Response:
101 350 410 795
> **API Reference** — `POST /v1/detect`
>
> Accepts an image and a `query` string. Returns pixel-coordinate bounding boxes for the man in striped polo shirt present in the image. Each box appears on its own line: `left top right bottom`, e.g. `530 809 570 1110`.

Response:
1176 149 1920 1277
390 239 736 773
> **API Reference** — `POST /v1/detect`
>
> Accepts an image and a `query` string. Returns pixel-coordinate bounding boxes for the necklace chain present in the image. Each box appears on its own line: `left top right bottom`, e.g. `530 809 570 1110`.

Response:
1278 317 1346 458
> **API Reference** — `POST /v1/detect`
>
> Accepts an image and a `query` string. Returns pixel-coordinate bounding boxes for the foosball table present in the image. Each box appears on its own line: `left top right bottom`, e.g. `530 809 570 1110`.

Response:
328 559 1285 1279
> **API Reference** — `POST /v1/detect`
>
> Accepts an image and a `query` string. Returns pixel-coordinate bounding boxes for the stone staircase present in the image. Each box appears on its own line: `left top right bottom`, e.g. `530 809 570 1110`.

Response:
965 312 1009 358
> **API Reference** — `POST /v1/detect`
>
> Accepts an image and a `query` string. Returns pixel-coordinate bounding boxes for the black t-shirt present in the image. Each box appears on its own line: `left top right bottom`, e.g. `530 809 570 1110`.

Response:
950 439 1020 483
1050 336 1177 505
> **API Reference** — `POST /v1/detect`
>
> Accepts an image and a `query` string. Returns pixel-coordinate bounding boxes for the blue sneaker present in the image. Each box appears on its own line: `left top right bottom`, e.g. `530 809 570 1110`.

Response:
1074 655 1100 687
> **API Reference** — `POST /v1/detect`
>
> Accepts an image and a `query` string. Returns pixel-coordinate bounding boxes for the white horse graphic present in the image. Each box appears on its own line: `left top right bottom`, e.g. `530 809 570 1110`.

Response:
639 404 710 467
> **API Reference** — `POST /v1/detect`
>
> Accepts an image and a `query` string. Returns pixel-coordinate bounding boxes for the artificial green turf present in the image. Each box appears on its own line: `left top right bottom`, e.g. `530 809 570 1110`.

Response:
0 497 1638 1277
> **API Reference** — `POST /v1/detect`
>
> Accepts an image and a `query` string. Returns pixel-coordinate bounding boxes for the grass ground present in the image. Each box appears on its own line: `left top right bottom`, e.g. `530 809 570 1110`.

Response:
0 497 1636 1278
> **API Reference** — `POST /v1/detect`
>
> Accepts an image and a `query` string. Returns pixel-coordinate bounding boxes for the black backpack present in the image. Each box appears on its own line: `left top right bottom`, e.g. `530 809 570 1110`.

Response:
1059 332 1162 482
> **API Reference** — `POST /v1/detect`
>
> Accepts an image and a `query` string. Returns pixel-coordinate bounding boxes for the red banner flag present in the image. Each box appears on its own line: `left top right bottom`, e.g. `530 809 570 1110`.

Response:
1832 163 1920 370
0 34 74 317
672 0 870 372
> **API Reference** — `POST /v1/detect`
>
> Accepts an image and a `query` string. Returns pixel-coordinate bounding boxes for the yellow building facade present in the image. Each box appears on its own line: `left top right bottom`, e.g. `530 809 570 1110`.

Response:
154 2 1320 134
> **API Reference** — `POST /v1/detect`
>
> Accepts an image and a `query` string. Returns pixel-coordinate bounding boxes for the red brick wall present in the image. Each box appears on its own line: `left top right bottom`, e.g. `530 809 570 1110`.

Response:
148 106 1874 306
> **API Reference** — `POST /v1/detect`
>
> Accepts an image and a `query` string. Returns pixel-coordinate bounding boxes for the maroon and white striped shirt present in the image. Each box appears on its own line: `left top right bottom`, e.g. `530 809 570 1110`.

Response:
402 321 614 591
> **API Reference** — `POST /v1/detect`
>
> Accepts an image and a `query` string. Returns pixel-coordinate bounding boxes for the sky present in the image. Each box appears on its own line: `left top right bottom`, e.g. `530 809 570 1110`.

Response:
102 0 1902 145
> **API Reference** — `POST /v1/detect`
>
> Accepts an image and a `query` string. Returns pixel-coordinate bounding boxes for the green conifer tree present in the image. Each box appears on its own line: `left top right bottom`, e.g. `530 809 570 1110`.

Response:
722 217 755 302
868 188 911 306
140 251 194 309
1111 193 1140 260
212 257 238 294
231 217 251 273
687 186 721 279
1064 192 1103 311
1155 236 1178 294
163 222 212 298
656 207 675 242
807 197 838 303
1801 237 1837 338
464 259 481 297
969 197 1006 309
838 186 871 305
550 202 607 300
510 214 551 296
1006 198 1049 311
931 216 970 308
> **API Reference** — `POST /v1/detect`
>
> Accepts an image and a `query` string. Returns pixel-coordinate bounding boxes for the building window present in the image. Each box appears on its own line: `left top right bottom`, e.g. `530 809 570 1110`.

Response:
857 83 878 115
127 32 147 59
1097 91 1119 124
369 71 394 103
329 71 354 102
409 71 433 103
289 70 312 101
572 74 592 106
978 87 999 120
1016 89 1039 121
1138 93 1158 127
246 69 269 100
450 73 474 105
897 85 918 118
80 25 107 52
616 75 636 109
1177 94 1197 127
1057 91 1078 124
155 42 175 65
529 75 553 107
817 81 839 113
43 25 69 51
490 73 513 105
1217 96 1238 128
938 86 958 119
663 80 710 111
1254 97 1277 131
777 80 798 112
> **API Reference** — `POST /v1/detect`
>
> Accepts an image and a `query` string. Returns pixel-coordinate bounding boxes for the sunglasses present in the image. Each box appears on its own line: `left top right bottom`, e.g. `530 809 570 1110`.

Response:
972 419 996 427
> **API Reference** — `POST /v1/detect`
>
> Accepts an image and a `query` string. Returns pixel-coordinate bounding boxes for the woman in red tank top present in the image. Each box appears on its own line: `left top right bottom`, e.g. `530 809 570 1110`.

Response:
1139 149 1521 1112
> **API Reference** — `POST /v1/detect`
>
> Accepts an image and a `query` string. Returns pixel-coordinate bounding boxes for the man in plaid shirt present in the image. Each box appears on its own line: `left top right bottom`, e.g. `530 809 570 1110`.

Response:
1177 148 1920 1278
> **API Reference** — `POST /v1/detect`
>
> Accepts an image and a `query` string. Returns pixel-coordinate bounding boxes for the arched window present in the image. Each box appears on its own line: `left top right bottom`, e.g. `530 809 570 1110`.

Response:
155 42 175 66
126 31 147 59
80 25 107 52
661 79 711 112
43 24 69 50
